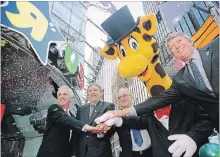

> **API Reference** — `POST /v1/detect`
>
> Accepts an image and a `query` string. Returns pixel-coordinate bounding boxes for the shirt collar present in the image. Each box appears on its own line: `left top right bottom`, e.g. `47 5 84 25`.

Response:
64 108 69 113
186 48 200 64
90 101 99 107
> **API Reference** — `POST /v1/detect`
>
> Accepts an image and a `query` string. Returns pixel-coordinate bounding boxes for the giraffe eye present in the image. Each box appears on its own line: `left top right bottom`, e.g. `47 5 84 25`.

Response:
119 45 126 57
128 37 139 50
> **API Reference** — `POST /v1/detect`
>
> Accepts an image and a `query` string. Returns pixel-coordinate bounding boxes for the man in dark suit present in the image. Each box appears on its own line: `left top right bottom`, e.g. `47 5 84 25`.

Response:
116 88 152 157
76 83 115 157
98 89 213 157
37 86 101 157
112 33 219 128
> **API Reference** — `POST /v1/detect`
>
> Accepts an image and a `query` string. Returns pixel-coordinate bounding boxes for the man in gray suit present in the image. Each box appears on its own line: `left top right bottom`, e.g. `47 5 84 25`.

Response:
76 83 115 157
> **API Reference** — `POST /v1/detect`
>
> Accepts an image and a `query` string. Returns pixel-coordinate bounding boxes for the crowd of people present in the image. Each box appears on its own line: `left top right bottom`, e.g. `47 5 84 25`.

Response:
36 31 219 157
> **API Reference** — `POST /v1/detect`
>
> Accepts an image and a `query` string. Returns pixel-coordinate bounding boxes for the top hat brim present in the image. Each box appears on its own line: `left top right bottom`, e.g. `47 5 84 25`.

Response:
106 21 139 46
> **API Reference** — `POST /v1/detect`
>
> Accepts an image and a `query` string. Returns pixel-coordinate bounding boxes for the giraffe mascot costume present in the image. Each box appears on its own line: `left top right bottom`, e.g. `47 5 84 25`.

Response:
100 6 171 128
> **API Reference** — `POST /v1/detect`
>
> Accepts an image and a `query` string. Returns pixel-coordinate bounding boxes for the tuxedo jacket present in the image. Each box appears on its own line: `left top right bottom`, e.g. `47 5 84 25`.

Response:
37 104 85 157
135 37 219 129
76 101 115 157
122 101 213 157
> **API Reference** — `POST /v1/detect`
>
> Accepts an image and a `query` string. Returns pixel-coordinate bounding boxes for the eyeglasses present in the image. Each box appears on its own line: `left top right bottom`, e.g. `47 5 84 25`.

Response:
117 94 129 100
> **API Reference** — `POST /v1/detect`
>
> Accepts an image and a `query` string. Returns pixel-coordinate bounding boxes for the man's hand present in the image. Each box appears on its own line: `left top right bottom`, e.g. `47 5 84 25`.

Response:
94 107 134 124
168 134 197 157
96 123 111 133
84 125 103 134
94 112 114 124
105 117 123 127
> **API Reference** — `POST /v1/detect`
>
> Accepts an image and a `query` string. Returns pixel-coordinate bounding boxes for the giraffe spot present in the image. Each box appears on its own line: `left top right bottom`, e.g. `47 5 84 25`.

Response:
143 20 152 31
133 27 141 33
143 34 152 42
155 63 166 78
152 42 159 53
150 85 165 96
106 47 115 55
151 54 159 64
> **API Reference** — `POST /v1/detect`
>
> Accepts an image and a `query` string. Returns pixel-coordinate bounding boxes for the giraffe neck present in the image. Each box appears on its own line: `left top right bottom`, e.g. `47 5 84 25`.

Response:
142 62 172 96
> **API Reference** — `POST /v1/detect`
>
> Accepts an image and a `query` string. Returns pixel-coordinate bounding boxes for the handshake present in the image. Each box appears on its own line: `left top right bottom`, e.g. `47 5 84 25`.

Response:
84 111 123 134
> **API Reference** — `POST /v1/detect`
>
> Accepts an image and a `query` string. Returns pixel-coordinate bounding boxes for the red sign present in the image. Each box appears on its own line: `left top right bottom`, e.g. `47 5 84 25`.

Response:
1 104 5 122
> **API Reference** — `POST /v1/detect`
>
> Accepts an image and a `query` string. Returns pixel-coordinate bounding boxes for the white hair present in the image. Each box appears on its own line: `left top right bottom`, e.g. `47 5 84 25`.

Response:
167 32 194 44
58 86 74 98
167 32 194 54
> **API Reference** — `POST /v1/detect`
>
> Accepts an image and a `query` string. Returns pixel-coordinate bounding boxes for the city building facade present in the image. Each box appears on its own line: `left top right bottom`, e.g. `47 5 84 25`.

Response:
173 1 219 48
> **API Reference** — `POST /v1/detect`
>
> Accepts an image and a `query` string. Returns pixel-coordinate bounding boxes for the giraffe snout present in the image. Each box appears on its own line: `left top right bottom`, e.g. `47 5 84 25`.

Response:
118 54 148 78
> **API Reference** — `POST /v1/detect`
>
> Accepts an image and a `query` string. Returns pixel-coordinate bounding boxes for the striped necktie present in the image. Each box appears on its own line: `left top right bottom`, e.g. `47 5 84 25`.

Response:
89 104 95 117
189 59 207 91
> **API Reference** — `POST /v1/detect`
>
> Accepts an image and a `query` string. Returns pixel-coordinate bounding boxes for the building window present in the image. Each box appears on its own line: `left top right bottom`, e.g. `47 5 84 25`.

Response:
191 8 204 26
212 1 219 8
183 14 196 36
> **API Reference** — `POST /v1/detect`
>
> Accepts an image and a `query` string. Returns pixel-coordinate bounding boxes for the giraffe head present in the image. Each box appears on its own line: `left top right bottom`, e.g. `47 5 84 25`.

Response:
101 13 160 82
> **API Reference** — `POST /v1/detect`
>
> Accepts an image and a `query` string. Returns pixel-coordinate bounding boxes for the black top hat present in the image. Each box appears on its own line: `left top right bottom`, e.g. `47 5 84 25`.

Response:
101 5 139 46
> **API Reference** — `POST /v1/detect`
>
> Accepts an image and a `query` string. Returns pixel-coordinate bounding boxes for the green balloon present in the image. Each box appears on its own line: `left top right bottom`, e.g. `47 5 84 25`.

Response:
65 44 79 74
199 143 219 157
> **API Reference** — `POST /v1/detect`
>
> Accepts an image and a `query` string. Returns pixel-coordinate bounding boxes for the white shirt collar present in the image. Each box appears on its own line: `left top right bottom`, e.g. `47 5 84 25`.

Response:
186 48 200 64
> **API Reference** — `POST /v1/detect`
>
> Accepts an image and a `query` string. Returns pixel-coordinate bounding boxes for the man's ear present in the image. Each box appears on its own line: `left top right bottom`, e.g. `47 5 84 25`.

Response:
139 13 157 35
100 44 119 59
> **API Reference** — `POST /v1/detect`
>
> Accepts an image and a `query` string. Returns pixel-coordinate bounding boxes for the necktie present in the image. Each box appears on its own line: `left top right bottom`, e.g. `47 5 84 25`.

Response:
189 59 207 91
131 129 143 147
89 104 95 117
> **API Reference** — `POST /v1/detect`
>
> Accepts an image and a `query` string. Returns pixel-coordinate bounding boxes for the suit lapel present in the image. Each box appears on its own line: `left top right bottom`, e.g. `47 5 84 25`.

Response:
69 111 74 118
182 66 198 89
89 101 103 125
199 48 212 81
84 104 90 124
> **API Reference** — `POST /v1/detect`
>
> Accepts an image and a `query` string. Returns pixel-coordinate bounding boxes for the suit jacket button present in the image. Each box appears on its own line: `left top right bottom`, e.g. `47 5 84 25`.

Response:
87 135 89 137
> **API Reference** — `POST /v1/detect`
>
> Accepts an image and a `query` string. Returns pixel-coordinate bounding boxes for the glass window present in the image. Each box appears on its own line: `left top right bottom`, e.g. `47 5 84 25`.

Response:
50 13 69 40
184 14 196 35
174 23 183 32
51 2 71 25
61 2 73 11
212 1 219 8
72 2 87 20
191 8 204 26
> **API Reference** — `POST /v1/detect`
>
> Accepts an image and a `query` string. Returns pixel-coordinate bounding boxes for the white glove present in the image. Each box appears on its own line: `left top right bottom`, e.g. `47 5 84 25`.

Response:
94 112 114 124
105 117 123 127
168 134 197 157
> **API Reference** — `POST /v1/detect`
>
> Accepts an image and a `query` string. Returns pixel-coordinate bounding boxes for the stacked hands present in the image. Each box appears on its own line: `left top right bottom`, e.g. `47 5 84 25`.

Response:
86 110 197 157
85 111 123 134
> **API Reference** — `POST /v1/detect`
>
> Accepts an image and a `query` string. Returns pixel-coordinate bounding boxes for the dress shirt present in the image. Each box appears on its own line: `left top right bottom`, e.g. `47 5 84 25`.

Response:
131 129 151 151
127 112 151 151
186 48 213 92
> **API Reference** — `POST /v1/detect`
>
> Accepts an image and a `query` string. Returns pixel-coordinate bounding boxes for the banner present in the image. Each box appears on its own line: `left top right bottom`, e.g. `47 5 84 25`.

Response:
1 1 65 65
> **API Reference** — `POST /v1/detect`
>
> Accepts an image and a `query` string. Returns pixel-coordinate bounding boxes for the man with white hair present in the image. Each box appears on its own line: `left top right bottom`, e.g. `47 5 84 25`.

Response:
37 86 101 157
116 88 152 157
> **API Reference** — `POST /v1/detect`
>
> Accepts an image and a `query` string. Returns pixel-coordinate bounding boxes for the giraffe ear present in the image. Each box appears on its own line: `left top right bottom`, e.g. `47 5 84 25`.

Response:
139 13 157 35
100 44 119 59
